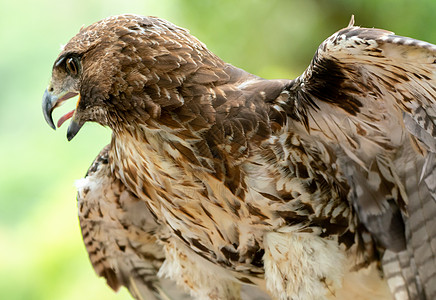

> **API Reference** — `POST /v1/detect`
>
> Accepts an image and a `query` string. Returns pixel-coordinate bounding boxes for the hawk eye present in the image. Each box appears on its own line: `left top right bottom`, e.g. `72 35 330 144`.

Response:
65 57 79 76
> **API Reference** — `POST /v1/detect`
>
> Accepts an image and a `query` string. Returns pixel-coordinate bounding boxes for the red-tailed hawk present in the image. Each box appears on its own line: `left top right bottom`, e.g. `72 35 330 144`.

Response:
43 14 436 300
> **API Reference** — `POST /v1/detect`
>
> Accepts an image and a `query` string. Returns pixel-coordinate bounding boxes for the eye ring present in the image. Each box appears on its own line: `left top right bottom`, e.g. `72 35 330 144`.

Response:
65 57 79 76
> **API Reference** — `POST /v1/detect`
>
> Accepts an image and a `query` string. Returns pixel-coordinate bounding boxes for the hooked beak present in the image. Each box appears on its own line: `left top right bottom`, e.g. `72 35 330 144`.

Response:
42 88 83 140
42 89 58 130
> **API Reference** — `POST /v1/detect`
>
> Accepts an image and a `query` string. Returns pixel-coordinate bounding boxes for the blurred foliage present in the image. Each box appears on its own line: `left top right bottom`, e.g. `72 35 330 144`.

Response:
0 0 435 299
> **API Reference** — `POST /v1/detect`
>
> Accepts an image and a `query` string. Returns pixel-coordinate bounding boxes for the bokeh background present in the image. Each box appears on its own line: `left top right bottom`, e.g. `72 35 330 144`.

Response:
1 0 436 299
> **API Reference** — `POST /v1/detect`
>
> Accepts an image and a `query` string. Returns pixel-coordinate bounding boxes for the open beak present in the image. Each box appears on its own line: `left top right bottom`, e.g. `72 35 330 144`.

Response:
42 88 83 140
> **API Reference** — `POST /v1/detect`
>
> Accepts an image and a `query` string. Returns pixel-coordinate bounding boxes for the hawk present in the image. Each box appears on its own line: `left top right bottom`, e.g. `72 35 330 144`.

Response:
43 14 436 300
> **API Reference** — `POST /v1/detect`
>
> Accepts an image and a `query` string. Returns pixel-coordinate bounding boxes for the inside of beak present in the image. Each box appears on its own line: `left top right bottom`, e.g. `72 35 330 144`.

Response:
57 95 81 128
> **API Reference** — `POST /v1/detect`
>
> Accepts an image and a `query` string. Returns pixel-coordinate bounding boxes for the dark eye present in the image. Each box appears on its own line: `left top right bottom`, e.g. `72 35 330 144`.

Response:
65 57 79 76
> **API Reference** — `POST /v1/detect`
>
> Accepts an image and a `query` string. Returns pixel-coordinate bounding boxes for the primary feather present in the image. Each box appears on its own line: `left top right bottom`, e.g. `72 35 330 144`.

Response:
43 14 436 300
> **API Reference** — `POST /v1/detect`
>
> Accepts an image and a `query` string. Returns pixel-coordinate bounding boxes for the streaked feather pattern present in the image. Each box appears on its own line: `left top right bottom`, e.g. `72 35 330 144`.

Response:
77 145 190 300
78 146 271 300
44 15 436 300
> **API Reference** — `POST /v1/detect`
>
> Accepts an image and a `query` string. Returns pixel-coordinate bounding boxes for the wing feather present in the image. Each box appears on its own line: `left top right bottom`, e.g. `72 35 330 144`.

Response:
285 25 436 299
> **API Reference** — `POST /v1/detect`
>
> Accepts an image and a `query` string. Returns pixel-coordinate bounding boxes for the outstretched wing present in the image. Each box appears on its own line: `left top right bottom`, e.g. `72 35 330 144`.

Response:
76 145 191 300
285 22 436 299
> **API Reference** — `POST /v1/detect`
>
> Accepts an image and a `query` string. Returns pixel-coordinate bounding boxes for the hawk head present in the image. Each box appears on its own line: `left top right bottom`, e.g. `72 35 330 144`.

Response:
42 14 220 140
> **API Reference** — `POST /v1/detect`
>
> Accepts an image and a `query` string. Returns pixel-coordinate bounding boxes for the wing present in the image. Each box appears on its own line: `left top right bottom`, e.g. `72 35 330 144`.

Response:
76 145 191 300
282 22 436 299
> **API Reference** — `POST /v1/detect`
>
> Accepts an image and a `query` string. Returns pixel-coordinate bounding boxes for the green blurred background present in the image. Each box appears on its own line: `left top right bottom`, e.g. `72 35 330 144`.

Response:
1 0 435 299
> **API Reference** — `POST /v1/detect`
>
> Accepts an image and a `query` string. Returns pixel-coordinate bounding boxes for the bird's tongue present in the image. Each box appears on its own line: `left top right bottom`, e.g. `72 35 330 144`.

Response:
57 109 75 128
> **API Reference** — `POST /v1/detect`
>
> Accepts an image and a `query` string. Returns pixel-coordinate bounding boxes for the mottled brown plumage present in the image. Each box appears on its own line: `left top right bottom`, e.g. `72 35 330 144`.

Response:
43 14 436 300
